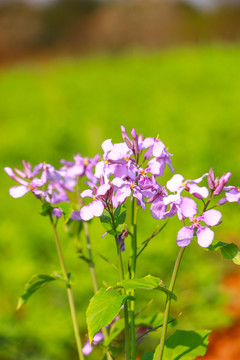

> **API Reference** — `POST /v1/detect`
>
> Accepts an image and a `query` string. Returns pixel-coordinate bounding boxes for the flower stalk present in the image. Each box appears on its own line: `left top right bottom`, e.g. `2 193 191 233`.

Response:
49 215 85 360
157 246 186 360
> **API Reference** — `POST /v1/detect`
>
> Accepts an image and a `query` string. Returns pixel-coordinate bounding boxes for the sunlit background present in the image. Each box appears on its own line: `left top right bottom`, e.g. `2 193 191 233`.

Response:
0 0 240 359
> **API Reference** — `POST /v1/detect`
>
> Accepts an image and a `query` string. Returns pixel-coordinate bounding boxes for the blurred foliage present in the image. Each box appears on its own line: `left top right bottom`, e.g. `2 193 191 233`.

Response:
0 46 240 359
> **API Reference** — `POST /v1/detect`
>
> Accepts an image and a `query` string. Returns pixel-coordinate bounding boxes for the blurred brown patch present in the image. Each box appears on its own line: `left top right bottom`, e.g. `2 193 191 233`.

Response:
196 269 240 360
0 0 240 66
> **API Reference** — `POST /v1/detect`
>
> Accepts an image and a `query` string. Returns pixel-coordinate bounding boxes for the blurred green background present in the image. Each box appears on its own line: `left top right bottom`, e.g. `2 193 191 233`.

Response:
0 1 240 359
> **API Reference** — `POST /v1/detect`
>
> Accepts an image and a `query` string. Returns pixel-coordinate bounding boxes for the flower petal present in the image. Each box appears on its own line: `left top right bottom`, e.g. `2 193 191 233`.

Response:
196 226 214 247
82 341 93 356
177 226 194 247
152 140 165 157
92 200 104 217
167 174 184 192
80 202 96 221
102 139 113 154
96 184 111 197
150 200 166 220
81 189 93 198
188 184 209 199
180 197 198 219
201 209 222 226
9 185 30 198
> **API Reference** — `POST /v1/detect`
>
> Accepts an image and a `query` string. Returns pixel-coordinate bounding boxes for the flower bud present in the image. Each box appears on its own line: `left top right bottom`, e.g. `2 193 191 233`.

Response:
207 168 215 190
214 172 231 195
121 125 133 149
131 128 139 154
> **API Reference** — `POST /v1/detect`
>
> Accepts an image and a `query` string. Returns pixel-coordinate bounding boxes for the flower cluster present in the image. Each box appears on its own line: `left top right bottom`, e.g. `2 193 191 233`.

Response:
4 127 239 249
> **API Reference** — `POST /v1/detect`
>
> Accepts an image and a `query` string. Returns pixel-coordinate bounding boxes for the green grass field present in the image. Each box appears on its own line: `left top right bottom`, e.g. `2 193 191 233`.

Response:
0 45 240 359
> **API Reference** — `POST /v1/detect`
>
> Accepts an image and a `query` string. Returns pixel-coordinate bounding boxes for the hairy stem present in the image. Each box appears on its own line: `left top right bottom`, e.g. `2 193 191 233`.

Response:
50 216 85 360
157 247 186 360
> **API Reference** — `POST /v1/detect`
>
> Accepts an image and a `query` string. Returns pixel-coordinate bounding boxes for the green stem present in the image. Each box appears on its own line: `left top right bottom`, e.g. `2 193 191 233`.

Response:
109 207 131 360
82 220 98 293
77 183 112 360
82 221 112 360
130 197 137 360
50 216 85 360
157 247 186 360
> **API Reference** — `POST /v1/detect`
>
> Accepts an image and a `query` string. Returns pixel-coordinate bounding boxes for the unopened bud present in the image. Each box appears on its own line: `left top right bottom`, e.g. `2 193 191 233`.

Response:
214 172 231 195
131 128 139 154
121 125 133 149
207 168 215 190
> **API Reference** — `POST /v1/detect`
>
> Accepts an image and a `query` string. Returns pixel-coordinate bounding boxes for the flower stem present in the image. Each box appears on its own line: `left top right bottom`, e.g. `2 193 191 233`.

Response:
77 183 112 360
130 197 138 360
82 221 112 360
49 215 85 360
157 246 186 360
108 207 131 360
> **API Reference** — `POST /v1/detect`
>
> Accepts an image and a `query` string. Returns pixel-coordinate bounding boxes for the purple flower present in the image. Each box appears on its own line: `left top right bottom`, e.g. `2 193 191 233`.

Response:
118 228 129 251
4 165 46 199
112 178 145 209
166 174 209 200
219 186 240 206
177 209 222 248
147 185 168 220
61 153 100 186
82 332 104 356
79 184 111 221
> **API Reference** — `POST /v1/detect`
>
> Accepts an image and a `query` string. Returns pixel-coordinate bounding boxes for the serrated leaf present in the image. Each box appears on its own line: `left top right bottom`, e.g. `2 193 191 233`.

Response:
17 274 57 310
146 330 211 360
116 275 177 301
86 287 129 344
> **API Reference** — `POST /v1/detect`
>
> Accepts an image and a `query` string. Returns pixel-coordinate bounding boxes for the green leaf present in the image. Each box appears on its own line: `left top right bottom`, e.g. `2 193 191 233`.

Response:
100 206 127 236
141 352 155 360
86 287 129 344
100 211 116 235
207 240 240 265
220 243 238 259
114 205 127 228
40 202 53 216
145 330 211 360
52 202 72 221
232 251 240 265
116 275 177 301
17 274 57 310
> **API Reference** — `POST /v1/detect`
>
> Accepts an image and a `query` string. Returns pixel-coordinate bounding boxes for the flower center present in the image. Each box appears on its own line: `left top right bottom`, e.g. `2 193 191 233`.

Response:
130 182 136 189
192 216 199 227
84 158 89 166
